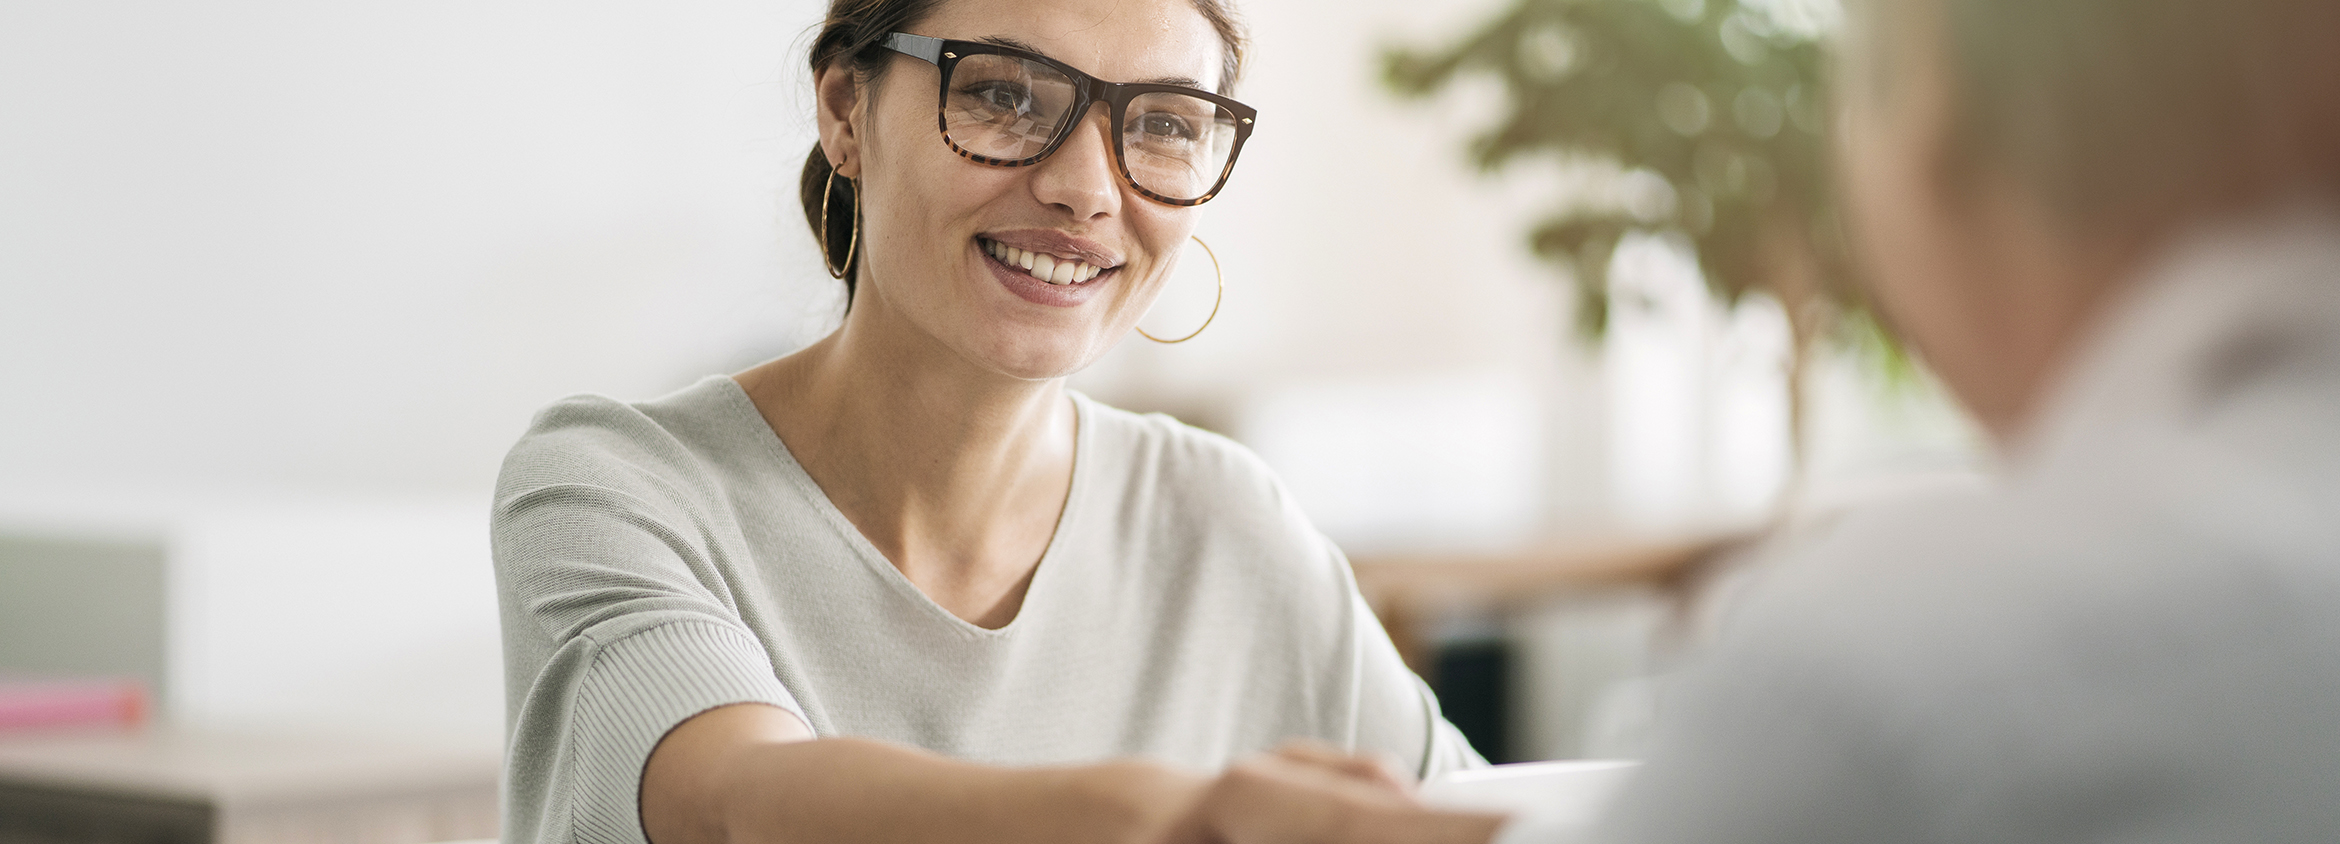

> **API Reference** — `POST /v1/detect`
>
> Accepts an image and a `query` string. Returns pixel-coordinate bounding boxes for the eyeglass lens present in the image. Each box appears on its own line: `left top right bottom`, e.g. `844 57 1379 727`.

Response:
945 53 1240 203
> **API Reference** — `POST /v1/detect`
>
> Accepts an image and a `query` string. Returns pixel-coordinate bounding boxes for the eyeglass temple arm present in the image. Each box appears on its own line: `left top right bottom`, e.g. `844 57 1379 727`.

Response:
882 33 945 64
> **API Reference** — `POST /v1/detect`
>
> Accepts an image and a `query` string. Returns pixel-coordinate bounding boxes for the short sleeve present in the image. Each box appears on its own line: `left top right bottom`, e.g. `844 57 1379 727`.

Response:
1330 538 1489 779
566 619 801 844
494 471 804 844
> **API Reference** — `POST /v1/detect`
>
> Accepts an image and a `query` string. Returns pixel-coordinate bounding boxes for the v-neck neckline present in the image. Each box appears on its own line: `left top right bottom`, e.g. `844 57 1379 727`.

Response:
713 376 1090 639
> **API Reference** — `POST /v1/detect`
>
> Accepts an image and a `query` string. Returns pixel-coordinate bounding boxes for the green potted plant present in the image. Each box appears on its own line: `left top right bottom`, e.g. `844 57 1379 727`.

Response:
1384 0 1883 476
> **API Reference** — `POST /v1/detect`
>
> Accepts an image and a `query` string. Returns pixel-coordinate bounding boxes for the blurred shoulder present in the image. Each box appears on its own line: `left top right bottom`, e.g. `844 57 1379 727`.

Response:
1734 480 2116 638
1718 464 2338 698
1713 486 1998 652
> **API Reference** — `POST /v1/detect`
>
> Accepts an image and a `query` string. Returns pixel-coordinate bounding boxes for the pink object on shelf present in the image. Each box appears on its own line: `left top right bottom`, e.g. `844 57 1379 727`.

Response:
0 678 148 731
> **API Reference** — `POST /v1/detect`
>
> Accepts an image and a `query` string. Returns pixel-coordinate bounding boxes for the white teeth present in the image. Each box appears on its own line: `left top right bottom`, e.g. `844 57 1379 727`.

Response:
982 238 1107 285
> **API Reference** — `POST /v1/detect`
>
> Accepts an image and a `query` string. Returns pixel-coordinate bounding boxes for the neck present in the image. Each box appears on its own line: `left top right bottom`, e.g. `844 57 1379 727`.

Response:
734 293 1077 627
1944 197 2159 447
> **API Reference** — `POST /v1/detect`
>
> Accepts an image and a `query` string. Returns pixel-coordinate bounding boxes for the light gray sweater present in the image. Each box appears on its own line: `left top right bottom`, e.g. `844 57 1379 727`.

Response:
492 377 1481 844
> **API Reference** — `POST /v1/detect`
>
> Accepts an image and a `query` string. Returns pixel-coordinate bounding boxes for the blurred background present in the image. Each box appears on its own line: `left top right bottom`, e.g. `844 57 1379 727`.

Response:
0 0 1979 840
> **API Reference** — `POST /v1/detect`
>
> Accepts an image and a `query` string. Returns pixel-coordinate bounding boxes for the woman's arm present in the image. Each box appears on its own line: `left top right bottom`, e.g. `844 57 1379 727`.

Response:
642 703 1209 844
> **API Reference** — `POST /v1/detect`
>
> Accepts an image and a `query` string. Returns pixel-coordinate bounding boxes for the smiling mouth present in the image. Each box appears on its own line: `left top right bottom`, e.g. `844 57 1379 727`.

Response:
980 237 1109 285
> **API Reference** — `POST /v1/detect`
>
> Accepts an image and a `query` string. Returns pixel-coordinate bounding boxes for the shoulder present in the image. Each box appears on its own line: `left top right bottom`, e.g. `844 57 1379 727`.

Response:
1729 485 2132 662
1712 468 2339 725
1073 393 1346 586
495 376 752 516
1076 393 1298 523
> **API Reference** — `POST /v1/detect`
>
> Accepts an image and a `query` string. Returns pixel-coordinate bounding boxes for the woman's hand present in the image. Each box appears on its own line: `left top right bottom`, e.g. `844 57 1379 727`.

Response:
1155 741 1507 844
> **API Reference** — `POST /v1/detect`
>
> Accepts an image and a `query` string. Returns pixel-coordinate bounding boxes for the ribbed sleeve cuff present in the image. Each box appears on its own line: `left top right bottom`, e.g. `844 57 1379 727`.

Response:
569 621 804 844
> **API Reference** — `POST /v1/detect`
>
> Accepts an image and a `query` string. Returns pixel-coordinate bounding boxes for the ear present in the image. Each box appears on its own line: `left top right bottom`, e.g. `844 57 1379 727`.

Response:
1892 19 1971 223
815 65 865 179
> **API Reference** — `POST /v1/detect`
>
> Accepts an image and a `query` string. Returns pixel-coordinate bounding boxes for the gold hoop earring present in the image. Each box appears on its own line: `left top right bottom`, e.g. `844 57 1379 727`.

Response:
819 169 859 280
1137 235 1224 344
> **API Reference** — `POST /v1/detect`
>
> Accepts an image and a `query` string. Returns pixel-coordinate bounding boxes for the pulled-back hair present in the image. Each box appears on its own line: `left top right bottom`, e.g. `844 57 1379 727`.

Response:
1845 0 2340 233
798 0 1248 296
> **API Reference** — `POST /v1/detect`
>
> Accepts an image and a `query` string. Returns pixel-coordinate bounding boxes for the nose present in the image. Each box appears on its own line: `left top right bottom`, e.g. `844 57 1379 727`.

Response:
1029 104 1122 221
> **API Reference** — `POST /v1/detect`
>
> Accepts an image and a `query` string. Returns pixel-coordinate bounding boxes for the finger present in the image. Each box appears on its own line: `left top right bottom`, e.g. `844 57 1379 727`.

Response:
1271 739 1351 766
1211 757 1362 844
1364 751 1418 790
1271 741 1416 795
1142 807 1218 844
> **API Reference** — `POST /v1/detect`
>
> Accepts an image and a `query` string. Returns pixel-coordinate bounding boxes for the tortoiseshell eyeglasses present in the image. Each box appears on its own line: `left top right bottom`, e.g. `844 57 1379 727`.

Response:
879 32 1258 207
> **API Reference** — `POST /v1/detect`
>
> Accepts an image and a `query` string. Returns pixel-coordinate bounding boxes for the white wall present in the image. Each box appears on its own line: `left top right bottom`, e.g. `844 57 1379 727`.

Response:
1 0 1970 519
0 489 504 743
2 0 836 496
2 0 1632 541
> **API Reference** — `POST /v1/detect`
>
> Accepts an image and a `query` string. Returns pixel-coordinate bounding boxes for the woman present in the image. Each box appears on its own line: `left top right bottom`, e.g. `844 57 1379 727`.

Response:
491 0 1481 842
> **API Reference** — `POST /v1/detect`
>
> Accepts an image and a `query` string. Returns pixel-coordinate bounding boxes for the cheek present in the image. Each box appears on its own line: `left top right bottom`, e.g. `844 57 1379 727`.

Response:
1133 209 1204 271
1116 217 1200 310
862 154 1003 275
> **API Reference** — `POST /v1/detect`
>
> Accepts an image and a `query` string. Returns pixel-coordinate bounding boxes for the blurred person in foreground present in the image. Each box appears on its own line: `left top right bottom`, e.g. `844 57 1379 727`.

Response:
1164 0 2340 841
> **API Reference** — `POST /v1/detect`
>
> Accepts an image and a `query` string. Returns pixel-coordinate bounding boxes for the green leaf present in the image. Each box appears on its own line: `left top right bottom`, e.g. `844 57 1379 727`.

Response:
1381 0 1880 354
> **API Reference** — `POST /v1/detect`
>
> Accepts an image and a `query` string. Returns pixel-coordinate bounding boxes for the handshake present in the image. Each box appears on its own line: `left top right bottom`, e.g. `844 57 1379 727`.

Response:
1146 742 1509 844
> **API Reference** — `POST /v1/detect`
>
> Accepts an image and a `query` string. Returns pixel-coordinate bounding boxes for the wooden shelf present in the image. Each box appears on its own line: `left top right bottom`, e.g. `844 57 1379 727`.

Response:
1351 532 1751 674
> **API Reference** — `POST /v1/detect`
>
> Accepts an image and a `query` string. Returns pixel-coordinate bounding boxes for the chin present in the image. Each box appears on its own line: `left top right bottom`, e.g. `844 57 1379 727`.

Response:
964 330 1110 382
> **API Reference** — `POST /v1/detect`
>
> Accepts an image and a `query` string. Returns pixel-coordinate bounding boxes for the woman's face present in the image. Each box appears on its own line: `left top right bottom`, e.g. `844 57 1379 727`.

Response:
822 0 1227 381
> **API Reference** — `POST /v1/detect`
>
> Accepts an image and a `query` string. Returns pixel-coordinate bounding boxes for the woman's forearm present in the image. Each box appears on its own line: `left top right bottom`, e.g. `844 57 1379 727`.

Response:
721 739 1203 844
643 703 1205 844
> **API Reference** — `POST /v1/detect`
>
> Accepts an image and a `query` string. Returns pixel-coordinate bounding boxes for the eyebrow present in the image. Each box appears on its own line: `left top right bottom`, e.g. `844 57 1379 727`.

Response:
973 35 1207 88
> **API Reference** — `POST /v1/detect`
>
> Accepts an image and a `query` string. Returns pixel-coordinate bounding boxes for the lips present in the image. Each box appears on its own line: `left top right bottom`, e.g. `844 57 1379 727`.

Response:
979 237 1107 285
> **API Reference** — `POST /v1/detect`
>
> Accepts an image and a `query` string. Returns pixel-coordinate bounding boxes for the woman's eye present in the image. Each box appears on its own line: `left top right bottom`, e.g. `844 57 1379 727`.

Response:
1137 113 1197 141
964 82 1032 114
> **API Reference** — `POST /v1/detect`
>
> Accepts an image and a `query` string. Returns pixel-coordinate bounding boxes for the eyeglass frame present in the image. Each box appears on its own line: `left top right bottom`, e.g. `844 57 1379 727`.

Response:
877 32 1259 207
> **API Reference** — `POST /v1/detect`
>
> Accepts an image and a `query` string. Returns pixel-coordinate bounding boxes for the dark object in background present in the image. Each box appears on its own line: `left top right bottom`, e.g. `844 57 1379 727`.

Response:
1432 638 1516 764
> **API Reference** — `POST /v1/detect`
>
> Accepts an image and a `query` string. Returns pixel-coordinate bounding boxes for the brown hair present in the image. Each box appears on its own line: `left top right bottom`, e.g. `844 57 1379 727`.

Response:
799 0 1249 296
1845 0 2340 234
